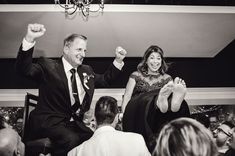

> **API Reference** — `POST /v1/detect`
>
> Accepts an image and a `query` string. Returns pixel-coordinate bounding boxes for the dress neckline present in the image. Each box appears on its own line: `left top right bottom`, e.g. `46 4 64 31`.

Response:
142 71 161 79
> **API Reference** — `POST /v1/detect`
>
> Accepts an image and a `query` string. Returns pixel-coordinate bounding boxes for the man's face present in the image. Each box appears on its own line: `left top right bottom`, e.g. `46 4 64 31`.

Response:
64 37 87 67
214 124 232 147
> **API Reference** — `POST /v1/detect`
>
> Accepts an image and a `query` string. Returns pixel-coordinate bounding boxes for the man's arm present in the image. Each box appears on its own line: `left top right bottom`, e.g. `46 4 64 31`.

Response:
122 77 136 112
113 46 126 70
94 46 127 87
15 23 46 79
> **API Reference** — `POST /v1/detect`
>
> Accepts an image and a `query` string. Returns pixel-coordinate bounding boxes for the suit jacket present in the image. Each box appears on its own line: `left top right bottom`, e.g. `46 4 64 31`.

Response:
16 45 121 136
225 149 235 156
68 126 151 156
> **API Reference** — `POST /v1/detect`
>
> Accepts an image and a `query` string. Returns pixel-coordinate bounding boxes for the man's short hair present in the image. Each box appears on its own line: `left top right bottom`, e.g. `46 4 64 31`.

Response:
222 121 235 129
63 34 87 47
95 96 118 125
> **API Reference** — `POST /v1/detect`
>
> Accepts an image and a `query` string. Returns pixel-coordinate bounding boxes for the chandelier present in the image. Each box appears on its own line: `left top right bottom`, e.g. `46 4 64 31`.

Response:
55 0 104 19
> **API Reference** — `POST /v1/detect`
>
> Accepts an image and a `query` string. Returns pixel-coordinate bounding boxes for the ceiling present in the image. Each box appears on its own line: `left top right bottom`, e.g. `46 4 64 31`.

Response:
0 4 235 58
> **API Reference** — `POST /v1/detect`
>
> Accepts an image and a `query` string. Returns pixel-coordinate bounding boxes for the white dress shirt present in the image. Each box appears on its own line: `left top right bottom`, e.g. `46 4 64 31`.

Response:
62 57 85 105
68 126 151 156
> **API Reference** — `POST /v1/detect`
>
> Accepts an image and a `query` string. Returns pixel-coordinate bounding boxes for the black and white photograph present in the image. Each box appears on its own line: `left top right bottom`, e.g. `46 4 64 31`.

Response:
0 1 235 156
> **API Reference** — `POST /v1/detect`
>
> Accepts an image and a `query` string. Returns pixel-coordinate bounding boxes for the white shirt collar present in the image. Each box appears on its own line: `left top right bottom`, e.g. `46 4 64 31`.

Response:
94 125 115 136
62 57 74 73
218 146 229 154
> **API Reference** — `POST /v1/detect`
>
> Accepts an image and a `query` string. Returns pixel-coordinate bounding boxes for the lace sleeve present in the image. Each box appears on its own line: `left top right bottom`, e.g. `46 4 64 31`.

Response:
163 74 173 84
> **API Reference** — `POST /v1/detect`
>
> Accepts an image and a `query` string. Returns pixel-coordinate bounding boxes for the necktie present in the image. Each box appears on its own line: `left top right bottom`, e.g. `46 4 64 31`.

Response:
70 68 80 113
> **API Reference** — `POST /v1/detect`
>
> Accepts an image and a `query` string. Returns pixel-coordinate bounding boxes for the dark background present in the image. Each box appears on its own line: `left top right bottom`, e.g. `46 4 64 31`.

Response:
1 39 235 89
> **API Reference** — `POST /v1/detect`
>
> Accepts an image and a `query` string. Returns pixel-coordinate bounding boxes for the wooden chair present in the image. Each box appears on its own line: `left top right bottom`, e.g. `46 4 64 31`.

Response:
22 93 52 156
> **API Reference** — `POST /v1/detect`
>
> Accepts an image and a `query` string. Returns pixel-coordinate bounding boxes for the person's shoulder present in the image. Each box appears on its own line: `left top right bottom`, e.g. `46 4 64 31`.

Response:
78 64 94 73
38 57 56 64
130 71 140 77
68 143 83 156
81 64 91 68
120 131 144 139
161 73 172 81
131 71 138 74
36 57 59 69
80 64 92 70
162 73 172 79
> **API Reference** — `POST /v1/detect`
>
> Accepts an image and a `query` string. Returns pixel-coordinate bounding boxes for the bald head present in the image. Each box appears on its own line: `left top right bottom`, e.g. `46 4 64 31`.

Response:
0 128 25 156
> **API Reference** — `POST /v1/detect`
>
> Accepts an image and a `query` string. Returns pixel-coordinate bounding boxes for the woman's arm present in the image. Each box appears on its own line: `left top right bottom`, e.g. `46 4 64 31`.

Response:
121 77 136 112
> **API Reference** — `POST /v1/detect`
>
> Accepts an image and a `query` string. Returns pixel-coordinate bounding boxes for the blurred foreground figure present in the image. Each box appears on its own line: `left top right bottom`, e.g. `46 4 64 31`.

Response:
153 117 218 156
0 128 25 156
225 127 235 156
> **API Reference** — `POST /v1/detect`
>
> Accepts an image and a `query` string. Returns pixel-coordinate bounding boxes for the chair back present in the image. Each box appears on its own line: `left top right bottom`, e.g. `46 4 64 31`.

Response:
22 92 38 141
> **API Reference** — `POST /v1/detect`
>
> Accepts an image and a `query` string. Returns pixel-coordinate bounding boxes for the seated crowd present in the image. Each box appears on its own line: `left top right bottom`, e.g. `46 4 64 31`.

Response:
1 95 235 156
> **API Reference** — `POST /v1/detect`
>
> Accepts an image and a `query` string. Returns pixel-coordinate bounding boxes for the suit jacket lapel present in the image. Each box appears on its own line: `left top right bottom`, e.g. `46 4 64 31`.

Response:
77 66 92 97
57 58 70 102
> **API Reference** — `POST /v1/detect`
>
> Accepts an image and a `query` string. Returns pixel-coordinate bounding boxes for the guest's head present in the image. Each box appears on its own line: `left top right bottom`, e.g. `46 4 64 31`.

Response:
63 34 88 68
0 128 25 156
214 121 234 148
0 115 12 129
137 45 168 75
153 117 218 156
94 96 119 127
228 127 235 150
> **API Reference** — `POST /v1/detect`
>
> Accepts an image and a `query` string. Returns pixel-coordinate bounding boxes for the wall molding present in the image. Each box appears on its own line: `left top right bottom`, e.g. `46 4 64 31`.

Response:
1 5 235 13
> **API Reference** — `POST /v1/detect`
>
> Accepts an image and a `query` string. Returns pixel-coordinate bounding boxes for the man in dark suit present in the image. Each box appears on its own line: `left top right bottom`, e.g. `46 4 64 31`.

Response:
16 23 127 156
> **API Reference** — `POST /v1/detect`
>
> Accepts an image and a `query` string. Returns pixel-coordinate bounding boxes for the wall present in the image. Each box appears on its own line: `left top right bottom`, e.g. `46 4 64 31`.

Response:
0 39 235 89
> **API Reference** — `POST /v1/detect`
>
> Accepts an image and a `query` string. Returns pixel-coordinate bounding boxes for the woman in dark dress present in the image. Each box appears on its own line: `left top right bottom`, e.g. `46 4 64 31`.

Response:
122 45 190 152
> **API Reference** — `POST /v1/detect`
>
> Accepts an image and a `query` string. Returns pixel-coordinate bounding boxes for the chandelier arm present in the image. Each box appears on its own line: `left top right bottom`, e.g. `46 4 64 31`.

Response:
67 5 78 15
81 6 88 17
100 1 104 9
55 0 104 19
83 0 93 6
57 0 75 9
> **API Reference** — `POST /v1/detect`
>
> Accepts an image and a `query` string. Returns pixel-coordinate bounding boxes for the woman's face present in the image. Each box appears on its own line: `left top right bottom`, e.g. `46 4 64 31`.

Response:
146 52 162 73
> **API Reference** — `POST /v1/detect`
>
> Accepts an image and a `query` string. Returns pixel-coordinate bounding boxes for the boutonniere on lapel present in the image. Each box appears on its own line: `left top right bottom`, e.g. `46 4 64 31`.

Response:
82 73 94 90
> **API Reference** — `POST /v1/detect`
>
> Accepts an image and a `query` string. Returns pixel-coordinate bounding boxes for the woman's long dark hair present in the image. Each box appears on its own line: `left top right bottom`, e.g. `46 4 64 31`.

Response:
137 45 169 75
